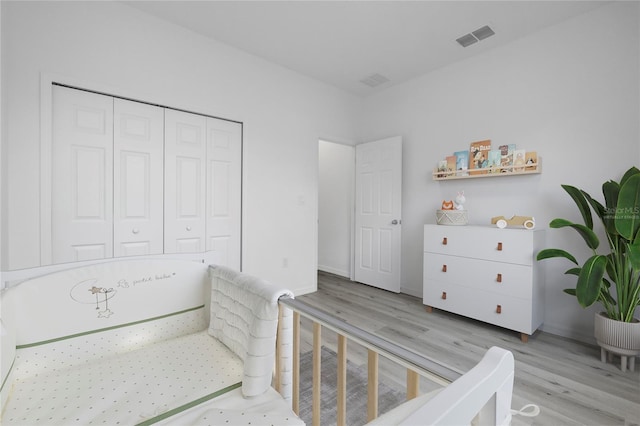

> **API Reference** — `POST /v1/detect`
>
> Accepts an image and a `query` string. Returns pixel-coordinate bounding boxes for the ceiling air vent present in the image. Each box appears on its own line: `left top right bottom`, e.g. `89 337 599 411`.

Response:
456 25 495 48
360 73 390 88
472 25 495 41
456 33 478 48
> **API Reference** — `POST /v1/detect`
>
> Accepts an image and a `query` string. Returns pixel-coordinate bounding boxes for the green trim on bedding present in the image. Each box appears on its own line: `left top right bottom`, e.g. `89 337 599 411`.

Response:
16 305 206 349
0 356 16 395
135 381 242 426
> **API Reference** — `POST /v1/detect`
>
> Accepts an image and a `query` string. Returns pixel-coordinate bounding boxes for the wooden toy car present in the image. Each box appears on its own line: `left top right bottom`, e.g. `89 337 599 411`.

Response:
491 215 535 230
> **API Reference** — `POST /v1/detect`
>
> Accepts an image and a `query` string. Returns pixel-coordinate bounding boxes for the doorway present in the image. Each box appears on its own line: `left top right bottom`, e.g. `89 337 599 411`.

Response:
317 136 403 292
317 140 355 279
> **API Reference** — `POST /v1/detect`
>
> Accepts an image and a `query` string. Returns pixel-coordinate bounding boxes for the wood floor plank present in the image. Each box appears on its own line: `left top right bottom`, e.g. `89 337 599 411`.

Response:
297 272 640 426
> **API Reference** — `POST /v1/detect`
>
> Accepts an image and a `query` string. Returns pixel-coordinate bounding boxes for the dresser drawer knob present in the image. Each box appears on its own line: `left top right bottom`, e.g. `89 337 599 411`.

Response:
442 237 448 245
496 304 502 314
496 273 502 283
441 292 447 300
497 242 503 251
442 264 447 272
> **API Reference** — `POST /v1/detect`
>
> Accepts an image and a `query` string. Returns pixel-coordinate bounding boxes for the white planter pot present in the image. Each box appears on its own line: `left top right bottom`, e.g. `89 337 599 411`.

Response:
594 312 640 372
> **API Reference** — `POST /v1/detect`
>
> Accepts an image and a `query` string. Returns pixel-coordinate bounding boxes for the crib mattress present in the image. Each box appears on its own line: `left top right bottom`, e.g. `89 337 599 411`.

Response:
3 331 300 425
153 387 304 426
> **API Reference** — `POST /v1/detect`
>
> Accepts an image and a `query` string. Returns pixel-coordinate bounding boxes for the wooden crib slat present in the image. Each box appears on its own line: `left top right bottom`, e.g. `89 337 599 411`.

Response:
312 322 322 426
407 369 420 400
337 334 347 426
292 311 300 415
367 349 379 421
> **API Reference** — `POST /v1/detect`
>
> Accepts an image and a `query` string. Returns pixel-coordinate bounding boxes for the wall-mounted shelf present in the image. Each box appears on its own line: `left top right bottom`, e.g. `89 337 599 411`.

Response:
432 159 542 181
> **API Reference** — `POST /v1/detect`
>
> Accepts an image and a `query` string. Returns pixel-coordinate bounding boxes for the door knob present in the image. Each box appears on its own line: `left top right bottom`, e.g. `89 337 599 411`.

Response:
132 228 139 234
391 219 400 225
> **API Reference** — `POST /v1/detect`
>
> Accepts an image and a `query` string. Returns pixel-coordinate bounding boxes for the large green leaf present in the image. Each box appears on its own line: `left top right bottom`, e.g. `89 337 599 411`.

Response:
536 248 578 264
562 185 593 229
619 166 640 188
549 218 600 250
616 174 640 240
564 267 580 276
600 182 619 235
628 240 640 270
576 255 607 308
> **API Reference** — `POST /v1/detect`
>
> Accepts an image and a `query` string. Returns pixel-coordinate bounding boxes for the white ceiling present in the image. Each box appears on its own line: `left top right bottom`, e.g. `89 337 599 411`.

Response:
124 0 609 97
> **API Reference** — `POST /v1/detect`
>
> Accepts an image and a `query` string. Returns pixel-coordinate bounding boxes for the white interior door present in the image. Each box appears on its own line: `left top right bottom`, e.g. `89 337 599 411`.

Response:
164 109 207 253
354 136 402 292
206 117 242 270
113 98 164 257
52 86 114 263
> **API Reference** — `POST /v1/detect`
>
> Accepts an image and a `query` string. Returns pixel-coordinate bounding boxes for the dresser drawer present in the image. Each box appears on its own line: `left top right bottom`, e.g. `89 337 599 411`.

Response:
424 282 533 334
424 225 538 265
424 253 533 300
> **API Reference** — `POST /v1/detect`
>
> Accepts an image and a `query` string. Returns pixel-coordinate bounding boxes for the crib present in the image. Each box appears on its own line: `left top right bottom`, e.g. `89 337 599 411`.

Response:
1 259 514 425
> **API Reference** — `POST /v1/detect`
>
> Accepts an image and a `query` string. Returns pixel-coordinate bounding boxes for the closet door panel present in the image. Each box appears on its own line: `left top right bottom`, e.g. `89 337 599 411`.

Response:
52 86 114 263
206 118 242 269
113 99 164 257
164 109 207 253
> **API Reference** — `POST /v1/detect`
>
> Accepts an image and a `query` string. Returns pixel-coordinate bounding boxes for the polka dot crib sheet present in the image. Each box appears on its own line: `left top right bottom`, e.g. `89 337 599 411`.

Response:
153 387 304 426
2 331 245 425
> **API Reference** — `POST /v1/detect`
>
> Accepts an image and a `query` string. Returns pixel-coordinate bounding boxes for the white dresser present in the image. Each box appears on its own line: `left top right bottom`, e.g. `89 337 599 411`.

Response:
423 224 544 342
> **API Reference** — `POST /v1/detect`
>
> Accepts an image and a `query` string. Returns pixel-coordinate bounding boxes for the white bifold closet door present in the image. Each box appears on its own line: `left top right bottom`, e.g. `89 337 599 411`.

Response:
52 86 114 263
113 98 164 257
163 110 242 269
206 117 242 269
164 109 207 254
51 85 242 269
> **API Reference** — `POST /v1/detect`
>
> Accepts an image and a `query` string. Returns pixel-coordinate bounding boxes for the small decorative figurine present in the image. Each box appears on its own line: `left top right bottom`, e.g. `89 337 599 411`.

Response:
437 191 468 225
491 215 535 230
454 191 465 210
441 200 455 210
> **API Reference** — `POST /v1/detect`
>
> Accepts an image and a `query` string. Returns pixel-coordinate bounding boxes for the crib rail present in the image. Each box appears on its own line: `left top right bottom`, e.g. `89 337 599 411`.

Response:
278 296 462 426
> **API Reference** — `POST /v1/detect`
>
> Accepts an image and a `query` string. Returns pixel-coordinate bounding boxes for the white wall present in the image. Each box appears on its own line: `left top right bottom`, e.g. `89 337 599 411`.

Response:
318 140 354 278
358 1 640 342
0 0 3 290
0 1 360 295
3 1 639 343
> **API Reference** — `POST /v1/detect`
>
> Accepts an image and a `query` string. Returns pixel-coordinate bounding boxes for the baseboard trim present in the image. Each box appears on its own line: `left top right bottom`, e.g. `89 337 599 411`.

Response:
317 265 350 278
400 286 421 298
540 324 597 346
295 284 317 296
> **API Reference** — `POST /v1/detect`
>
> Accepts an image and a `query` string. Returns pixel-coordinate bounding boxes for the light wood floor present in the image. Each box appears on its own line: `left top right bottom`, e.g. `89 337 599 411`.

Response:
297 272 640 426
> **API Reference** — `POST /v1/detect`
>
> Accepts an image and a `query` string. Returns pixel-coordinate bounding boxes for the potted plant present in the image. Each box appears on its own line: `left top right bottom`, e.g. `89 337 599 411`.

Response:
537 166 640 371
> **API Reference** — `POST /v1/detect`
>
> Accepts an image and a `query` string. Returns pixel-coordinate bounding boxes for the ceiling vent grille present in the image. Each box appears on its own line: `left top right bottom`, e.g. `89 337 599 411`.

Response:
472 25 495 41
456 33 478 48
456 25 495 47
359 73 390 88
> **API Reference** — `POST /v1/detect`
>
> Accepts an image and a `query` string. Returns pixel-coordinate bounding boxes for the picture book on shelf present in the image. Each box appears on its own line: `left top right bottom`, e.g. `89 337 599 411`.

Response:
437 159 447 177
446 155 457 176
513 149 526 172
499 144 516 172
487 149 502 173
468 139 492 175
525 151 538 171
454 150 469 176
